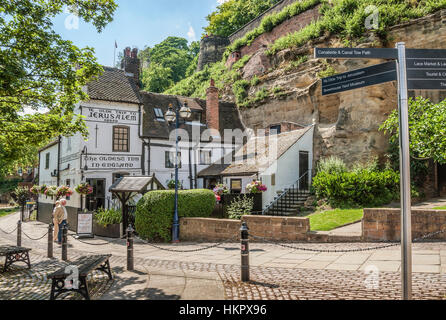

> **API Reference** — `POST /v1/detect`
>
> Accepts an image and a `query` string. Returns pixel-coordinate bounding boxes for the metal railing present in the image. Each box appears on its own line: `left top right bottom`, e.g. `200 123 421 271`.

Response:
262 170 312 216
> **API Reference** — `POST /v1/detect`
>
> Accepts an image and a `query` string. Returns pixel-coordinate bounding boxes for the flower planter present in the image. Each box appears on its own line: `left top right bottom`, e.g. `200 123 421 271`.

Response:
93 221 123 238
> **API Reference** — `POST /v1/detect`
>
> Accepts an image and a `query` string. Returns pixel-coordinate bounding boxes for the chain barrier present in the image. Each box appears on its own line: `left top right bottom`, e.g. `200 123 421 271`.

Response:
22 230 49 241
69 235 111 246
135 235 240 253
0 226 18 235
248 229 446 254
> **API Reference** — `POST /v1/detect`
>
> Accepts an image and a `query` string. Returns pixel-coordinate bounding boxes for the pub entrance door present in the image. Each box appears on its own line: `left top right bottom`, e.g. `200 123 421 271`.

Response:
86 179 106 211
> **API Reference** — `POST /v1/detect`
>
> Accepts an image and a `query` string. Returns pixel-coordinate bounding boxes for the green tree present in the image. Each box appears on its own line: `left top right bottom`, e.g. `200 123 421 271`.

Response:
0 0 117 177
381 97 446 164
204 0 280 37
140 37 200 93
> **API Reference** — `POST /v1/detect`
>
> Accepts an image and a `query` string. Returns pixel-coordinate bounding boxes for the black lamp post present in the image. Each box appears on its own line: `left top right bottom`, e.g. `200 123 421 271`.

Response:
165 102 191 243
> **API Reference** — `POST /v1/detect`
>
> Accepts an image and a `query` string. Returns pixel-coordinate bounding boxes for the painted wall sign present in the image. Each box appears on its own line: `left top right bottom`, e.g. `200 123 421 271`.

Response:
85 154 141 170
85 107 138 125
321 61 397 96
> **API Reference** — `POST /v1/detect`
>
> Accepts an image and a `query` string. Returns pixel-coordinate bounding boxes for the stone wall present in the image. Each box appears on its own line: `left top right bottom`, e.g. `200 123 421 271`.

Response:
363 208 446 241
229 0 299 43
179 215 310 242
197 35 230 71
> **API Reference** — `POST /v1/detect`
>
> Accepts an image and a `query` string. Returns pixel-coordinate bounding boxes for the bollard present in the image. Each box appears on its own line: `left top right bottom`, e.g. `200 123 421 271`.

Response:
240 222 250 282
62 225 68 261
127 225 134 271
17 220 22 247
48 224 53 259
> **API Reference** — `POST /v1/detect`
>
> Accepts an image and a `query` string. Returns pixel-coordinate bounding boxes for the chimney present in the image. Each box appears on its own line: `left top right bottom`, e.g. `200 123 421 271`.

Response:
206 79 219 133
121 47 140 87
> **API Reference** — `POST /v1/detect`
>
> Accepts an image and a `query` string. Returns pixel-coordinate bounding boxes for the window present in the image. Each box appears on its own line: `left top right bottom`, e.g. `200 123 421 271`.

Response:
113 126 130 152
230 179 242 194
165 151 182 169
270 125 281 135
45 153 50 169
200 150 212 165
154 108 164 121
66 136 72 152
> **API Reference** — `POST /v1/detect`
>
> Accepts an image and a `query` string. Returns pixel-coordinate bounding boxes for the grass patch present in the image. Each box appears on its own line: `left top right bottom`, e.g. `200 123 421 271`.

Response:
0 207 19 218
434 206 446 210
309 208 364 232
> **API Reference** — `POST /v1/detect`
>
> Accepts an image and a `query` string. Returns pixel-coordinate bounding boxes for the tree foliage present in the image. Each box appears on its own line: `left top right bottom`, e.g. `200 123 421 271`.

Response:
0 0 117 177
140 37 200 93
381 97 446 165
204 0 280 37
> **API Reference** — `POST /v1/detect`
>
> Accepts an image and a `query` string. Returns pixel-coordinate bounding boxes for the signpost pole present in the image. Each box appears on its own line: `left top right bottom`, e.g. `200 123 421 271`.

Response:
396 42 413 300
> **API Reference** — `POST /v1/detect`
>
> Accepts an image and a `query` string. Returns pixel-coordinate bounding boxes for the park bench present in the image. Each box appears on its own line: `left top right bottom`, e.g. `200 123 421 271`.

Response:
48 254 113 300
0 246 32 273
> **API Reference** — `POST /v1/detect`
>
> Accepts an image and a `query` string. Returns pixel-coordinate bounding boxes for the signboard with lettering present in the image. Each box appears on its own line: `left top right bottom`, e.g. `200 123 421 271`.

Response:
85 154 142 171
84 107 139 125
315 48 398 59
407 57 446 90
321 61 397 96
76 212 94 239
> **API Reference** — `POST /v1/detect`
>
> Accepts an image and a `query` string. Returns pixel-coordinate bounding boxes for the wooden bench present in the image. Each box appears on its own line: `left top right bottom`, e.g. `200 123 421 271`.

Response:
0 246 31 273
48 254 113 300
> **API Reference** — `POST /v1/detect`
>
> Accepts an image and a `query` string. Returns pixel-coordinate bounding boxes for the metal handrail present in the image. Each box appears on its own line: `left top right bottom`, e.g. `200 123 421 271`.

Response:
262 170 312 215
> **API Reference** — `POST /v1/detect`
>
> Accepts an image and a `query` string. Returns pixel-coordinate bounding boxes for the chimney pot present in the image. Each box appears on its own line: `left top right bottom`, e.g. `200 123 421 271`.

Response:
206 79 219 133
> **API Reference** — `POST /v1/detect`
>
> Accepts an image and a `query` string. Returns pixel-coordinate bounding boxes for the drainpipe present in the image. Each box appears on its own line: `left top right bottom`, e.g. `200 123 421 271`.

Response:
37 150 41 220
57 136 61 186
188 147 193 189
147 138 151 176
138 104 145 175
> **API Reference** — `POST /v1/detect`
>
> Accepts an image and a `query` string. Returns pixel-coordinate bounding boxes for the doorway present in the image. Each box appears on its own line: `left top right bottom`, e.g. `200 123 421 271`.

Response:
86 179 106 211
438 164 446 196
299 151 309 190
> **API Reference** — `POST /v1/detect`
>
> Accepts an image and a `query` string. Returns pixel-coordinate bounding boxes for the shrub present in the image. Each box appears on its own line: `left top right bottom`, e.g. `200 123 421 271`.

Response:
135 189 216 242
317 156 348 175
94 208 122 227
227 195 254 220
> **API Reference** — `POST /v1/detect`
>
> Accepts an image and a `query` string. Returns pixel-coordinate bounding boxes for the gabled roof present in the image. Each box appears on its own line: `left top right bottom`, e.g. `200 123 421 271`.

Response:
109 175 165 193
221 126 313 176
87 67 141 105
140 92 244 140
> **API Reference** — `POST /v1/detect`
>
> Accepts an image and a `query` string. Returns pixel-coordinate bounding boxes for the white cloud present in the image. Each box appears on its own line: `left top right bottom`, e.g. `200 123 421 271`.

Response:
217 0 229 4
187 24 196 42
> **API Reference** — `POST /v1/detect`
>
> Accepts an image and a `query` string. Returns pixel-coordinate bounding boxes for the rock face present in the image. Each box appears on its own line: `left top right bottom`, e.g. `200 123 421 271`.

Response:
233 9 446 172
197 35 230 71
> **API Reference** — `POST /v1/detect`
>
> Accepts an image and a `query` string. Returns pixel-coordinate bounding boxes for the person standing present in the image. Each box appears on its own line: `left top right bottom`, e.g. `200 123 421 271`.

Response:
52 201 61 243
57 198 68 244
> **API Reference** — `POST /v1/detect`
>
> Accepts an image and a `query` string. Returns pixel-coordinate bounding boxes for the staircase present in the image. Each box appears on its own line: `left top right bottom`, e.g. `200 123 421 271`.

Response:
262 172 312 216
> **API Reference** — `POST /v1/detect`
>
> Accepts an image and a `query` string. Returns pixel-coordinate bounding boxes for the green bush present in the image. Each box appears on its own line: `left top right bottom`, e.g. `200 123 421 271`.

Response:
312 168 400 208
94 208 122 227
227 195 254 220
317 156 348 175
135 189 216 242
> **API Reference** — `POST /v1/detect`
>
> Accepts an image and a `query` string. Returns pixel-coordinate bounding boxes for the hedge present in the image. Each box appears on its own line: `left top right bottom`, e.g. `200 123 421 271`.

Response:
312 169 400 208
135 189 216 242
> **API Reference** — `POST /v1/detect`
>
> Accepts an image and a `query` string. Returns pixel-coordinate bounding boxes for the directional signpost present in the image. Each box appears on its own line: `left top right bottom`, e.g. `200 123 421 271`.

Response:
315 44 446 300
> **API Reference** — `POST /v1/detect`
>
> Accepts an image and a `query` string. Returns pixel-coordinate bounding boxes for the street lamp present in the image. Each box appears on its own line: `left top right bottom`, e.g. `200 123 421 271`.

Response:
165 102 191 243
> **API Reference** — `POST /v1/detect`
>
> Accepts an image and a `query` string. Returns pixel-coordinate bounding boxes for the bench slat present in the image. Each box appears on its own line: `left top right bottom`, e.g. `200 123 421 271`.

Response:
49 255 112 279
0 246 31 256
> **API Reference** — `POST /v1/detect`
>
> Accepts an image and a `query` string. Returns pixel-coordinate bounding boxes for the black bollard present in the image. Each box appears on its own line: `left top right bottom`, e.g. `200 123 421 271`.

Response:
240 222 250 282
62 225 68 261
17 220 22 247
127 225 134 271
48 224 53 259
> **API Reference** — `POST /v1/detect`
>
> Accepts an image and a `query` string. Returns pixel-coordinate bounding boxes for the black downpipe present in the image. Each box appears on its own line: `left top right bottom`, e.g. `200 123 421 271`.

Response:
188 147 193 189
57 136 61 186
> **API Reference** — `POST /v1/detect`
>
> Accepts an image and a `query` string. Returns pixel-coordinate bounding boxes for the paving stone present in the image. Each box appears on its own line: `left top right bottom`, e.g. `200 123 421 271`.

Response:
360 261 401 272
325 264 361 271
413 255 441 265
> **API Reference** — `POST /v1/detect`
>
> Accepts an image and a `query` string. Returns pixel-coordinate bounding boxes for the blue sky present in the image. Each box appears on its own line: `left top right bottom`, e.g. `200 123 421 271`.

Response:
52 0 224 67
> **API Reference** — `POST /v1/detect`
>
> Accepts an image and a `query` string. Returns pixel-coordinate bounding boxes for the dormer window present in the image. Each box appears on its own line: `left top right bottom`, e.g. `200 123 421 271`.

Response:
154 108 164 121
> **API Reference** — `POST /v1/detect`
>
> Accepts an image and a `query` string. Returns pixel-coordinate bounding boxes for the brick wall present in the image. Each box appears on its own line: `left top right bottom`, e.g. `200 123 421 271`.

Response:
180 215 310 242
363 208 446 241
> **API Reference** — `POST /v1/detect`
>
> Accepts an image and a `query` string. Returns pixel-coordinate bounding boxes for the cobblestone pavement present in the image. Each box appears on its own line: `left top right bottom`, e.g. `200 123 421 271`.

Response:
1 212 446 300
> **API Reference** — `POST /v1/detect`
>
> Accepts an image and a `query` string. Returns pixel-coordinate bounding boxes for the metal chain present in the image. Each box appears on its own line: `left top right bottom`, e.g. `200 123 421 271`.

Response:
69 235 111 246
248 229 446 254
0 226 18 235
21 230 49 241
135 235 239 253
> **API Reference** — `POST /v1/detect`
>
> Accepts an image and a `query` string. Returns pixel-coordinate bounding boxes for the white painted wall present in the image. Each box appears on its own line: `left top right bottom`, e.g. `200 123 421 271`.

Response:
260 126 314 209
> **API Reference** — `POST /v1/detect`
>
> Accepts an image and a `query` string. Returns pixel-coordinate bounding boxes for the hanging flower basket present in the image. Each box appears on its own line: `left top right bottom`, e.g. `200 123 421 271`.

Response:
246 181 267 194
30 185 42 195
213 184 229 197
44 186 58 197
39 184 48 195
75 183 93 196
56 186 73 199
